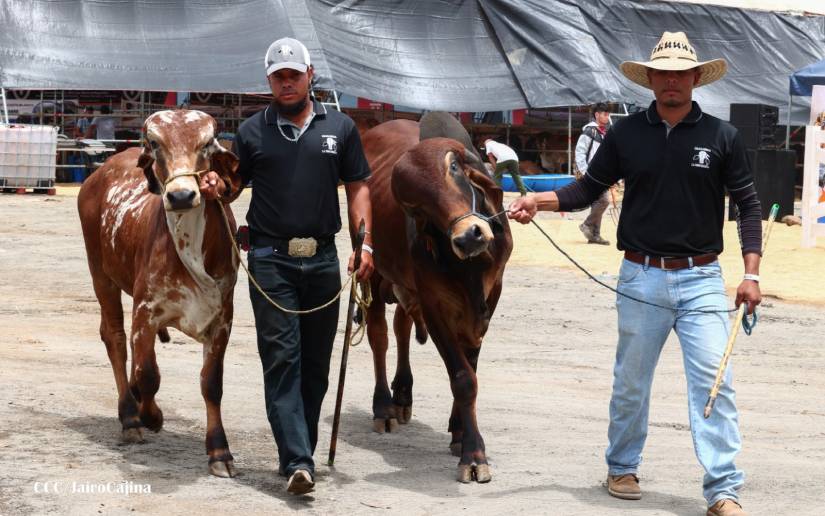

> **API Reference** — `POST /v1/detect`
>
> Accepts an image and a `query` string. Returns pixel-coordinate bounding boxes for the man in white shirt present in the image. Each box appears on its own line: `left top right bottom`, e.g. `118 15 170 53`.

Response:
484 138 526 195
86 106 117 141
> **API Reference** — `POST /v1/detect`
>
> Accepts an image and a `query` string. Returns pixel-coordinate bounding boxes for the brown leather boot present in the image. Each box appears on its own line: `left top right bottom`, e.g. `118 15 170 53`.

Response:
707 499 746 516
606 473 641 500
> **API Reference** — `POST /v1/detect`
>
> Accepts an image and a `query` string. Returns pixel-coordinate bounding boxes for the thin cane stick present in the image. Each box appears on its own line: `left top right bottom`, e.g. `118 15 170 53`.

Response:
328 219 366 465
703 303 747 418
703 203 779 418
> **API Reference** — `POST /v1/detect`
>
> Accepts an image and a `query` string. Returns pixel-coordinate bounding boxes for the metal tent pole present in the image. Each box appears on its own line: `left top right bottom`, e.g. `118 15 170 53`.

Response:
567 106 572 174
0 86 8 124
786 95 792 150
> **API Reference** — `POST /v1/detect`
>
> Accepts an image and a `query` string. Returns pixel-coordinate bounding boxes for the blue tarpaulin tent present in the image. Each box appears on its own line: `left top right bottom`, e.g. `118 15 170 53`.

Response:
786 59 825 147
790 58 825 96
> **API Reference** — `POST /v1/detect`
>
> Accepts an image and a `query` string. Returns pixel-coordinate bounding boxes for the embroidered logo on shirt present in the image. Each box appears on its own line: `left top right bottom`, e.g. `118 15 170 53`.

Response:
321 134 338 155
691 147 711 169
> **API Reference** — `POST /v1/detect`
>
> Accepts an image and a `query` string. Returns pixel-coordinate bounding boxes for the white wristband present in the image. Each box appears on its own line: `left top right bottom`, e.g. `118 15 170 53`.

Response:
743 273 760 283
361 243 373 255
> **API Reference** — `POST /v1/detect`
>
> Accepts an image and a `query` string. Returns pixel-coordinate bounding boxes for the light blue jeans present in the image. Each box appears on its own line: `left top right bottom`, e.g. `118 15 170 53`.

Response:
606 258 744 505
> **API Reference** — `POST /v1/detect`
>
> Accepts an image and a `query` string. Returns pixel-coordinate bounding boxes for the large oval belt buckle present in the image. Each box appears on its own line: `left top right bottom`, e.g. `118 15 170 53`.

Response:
288 237 317 257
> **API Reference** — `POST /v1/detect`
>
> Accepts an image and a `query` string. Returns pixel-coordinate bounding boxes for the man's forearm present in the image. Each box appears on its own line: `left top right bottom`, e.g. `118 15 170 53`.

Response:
743 252 760 275
344 181 372 246
533 191 560 212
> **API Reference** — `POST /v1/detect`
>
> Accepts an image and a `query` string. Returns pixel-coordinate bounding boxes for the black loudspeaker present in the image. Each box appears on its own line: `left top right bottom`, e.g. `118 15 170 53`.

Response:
730 103 779 127
735 125 776 149
728 149 795 221
730 103 779 149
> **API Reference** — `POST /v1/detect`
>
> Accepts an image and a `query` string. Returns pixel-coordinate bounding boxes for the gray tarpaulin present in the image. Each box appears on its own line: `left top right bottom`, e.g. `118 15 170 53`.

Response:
0 0 335 91
1 0 823 122
306 0 526 112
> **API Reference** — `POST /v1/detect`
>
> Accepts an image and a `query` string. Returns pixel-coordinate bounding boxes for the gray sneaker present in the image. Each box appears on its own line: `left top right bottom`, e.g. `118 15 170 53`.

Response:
588 235 610 245
579 223 595 241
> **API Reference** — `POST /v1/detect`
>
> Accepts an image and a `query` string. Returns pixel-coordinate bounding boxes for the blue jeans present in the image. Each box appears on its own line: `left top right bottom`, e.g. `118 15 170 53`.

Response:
606 258 743 505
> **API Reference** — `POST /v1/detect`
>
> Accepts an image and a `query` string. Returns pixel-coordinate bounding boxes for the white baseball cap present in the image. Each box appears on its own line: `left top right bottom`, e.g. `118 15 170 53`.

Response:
264 37 311 75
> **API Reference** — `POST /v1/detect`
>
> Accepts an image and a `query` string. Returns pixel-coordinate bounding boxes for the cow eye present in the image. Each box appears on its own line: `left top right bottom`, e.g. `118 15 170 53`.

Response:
148 139 159 150
450 161 459 172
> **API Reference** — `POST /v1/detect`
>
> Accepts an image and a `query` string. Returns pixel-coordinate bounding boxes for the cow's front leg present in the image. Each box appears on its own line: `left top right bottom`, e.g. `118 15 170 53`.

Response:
131 306 163 432
449 348 490 483
201 319 235 478
391 306 414 424
366 283 397 433
448 401 463 457
451 368 490 483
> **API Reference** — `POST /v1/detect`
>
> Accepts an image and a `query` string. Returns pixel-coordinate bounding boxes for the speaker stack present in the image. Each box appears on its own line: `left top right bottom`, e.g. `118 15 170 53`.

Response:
728 103 795 221
729 103 778 149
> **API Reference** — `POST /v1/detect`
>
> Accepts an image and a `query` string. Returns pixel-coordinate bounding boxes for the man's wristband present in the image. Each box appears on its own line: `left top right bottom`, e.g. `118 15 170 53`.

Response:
362 243 374 255
743 274 760 283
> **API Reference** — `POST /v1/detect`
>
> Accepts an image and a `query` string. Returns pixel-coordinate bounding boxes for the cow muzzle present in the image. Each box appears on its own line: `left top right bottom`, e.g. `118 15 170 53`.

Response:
163 171 202 212
450 217 493 259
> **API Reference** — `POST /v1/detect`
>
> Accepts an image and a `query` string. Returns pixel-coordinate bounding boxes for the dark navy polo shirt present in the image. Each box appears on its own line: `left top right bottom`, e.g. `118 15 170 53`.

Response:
585 101 754 257
234 100 371 239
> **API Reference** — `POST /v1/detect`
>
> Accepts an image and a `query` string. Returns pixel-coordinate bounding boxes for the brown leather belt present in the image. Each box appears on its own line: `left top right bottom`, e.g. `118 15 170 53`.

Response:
624 251 717 270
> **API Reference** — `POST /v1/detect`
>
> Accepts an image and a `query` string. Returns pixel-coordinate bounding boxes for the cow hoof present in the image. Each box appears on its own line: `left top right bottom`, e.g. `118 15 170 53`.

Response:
387 418 400 433
475 464 492 483
140 405 164 432
372 417 400 433
457 464 473 483
122 427 144 443
394 404 412 424
209 460 236 478
449 442 462 457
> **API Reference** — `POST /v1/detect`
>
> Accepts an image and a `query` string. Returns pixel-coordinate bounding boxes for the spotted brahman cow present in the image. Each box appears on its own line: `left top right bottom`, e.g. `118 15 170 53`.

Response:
78 110 241 477
361 113 512 483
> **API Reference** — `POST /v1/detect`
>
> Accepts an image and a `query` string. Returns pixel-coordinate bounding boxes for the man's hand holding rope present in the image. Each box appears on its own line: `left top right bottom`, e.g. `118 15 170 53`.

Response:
348 246 374 282
199 171 226 200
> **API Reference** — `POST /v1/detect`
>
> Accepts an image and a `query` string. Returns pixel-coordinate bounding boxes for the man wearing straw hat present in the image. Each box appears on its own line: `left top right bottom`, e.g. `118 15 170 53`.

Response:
508 31 762 515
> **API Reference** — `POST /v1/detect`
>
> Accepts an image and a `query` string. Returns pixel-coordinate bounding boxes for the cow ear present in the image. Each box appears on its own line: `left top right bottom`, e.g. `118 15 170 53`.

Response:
463 146 488 177
463 146 503 208
209 140 241 203
467 164 504 213
137 146 161 195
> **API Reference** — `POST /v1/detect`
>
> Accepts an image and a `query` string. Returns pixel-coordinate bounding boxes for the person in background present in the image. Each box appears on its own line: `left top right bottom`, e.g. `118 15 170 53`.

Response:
574 102 612 245
86 106 116 141
484 138 527 195
74 106 94 138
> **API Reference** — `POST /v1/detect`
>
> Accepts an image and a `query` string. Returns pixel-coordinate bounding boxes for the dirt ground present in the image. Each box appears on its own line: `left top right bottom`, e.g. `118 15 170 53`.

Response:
1 189 823 516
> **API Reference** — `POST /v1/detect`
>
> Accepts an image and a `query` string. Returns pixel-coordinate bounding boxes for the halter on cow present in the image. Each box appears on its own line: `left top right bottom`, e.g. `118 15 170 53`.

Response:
78 110 242 478
361 113 512 483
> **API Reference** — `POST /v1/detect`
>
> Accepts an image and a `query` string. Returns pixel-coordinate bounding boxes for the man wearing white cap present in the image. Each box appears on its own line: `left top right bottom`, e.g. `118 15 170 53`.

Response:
202 36 373 495
508 31 762 516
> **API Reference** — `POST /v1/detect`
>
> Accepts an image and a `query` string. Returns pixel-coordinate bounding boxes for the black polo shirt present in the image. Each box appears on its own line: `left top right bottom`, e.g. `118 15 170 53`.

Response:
234 100 371 239
584 101 754 257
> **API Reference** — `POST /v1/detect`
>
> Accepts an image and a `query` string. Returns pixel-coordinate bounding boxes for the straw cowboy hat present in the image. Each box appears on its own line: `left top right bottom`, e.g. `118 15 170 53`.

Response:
620 31 727 89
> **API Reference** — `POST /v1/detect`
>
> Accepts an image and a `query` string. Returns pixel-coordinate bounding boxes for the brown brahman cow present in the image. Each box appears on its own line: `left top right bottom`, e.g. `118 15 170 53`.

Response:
78 110 242 478
361 113 512 483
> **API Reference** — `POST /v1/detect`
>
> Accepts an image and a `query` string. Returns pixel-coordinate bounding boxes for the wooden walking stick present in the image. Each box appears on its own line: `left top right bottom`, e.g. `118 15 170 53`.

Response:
328 219 366 465
704 203 779 419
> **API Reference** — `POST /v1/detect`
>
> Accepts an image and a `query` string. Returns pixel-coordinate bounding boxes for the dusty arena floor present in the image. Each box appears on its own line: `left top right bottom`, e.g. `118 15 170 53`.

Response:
1 188 823 515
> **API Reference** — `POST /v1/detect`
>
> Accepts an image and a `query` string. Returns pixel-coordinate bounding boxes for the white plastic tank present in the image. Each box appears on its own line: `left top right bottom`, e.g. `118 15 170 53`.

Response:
0 124 58 188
